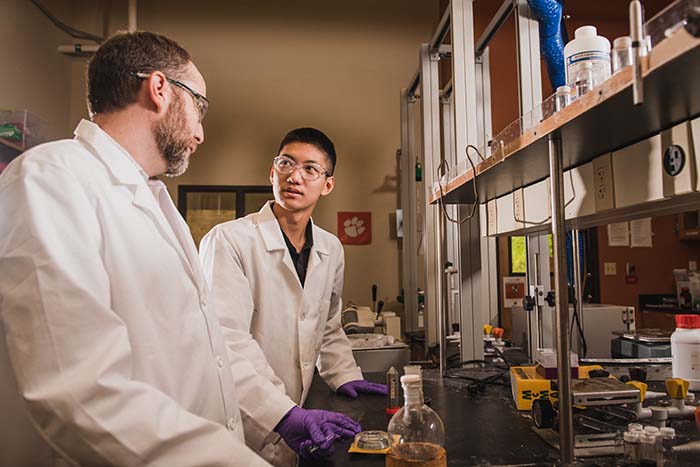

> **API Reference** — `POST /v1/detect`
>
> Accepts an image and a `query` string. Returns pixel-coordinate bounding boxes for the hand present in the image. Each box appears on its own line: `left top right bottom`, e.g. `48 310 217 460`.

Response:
337 380 388 398
274 407 362 459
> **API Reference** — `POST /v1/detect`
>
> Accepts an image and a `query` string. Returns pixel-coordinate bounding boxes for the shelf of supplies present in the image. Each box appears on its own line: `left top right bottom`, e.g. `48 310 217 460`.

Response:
0 109 45 155
430 29 700 205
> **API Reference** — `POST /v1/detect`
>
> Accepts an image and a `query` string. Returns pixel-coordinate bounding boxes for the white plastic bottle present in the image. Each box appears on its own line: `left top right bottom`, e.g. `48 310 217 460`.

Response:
564 26 612 89
671 314 700 390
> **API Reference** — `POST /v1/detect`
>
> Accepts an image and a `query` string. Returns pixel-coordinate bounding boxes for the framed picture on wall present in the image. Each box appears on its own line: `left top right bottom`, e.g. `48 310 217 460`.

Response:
338 211 372 245
178 185 272 248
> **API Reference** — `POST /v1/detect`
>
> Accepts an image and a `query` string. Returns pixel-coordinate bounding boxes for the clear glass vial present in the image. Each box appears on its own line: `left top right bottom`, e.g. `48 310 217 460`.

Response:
612 36 633 74
624 431 640 465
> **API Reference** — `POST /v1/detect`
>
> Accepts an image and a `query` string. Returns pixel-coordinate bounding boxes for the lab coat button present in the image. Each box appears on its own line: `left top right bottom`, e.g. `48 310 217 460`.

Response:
303 362 311 369
227 417 237 431
200 297 207 308
215 355 224 369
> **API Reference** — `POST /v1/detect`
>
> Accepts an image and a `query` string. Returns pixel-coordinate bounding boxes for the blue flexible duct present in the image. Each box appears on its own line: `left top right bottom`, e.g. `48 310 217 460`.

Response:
527 0 567 89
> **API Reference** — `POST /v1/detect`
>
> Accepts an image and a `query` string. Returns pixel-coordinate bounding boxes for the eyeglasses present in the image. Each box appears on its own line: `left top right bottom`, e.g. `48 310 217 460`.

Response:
273 155 331 181
131 71 209 121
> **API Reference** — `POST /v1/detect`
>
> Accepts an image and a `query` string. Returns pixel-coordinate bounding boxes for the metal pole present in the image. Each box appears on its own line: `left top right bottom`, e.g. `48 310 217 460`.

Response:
400 89 419 331
475 0 516 57
438 207 448 375
549 132 574 464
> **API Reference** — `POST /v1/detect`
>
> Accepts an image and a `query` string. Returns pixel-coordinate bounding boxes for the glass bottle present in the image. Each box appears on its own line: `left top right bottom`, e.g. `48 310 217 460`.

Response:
386 366 400 415
639 433 657 466
624 431 640 465
417 290 425 328
387 375 446 465
555 85 572 112
612 36 633 74
575 61 594 97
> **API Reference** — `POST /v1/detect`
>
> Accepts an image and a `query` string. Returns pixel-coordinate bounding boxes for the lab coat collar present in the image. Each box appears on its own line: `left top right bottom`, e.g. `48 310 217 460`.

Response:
255 202 329 255
256 202 329 289
74 119 149 186
74 119 205 293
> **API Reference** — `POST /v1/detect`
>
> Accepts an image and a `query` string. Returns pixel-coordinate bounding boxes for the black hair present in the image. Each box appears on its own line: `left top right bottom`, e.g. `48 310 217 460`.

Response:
277 127 337 175
87 31 191 116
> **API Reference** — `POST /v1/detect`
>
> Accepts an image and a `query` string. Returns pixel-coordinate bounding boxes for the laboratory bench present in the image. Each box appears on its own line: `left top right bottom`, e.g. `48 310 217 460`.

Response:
302 368 700 466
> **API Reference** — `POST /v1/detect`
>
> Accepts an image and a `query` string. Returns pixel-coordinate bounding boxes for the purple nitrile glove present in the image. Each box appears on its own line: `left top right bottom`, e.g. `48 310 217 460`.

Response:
274 406 362 459
337 379 389 398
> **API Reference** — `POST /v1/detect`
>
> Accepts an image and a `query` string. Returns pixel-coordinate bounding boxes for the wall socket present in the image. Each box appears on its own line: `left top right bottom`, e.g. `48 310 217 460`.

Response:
513 188 525 226
604 262 617 276
487 200 497 236
593 154 614 211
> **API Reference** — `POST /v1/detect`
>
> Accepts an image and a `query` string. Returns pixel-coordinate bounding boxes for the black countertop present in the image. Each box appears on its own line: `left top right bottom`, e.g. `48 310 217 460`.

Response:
302 368 558 466
302 368 700 466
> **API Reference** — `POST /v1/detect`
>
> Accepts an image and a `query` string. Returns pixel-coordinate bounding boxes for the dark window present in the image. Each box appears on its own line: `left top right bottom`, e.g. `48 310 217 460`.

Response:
178 185 272 248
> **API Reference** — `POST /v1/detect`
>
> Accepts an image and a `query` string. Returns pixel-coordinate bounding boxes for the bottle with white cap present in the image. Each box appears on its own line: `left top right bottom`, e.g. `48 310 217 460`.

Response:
659 427 676 463
564 25 612 89
671 314 700 390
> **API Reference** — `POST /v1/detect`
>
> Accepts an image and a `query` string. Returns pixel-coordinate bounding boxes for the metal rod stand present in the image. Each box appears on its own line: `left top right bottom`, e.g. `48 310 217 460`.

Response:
548 132 574 464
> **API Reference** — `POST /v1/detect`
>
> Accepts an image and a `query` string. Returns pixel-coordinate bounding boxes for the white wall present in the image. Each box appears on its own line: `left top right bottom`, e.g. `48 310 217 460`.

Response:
8 0 438 306
0 0 76 142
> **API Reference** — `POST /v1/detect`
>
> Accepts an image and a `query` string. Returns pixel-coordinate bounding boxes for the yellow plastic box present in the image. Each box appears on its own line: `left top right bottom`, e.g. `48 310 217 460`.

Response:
510 364 603 411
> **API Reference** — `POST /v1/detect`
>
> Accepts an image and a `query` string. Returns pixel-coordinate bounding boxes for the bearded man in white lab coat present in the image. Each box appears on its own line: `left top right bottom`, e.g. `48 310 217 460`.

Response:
0 32 355 467
200 128 388 441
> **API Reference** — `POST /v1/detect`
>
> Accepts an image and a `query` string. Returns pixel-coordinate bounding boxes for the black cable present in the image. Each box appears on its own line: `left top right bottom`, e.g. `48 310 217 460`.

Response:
436 145 482 225
31 0 104 43
568 295 588 359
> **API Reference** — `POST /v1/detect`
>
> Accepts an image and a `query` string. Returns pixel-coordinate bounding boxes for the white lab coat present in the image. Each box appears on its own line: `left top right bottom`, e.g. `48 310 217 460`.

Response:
200 202 363 406
0 120 292 466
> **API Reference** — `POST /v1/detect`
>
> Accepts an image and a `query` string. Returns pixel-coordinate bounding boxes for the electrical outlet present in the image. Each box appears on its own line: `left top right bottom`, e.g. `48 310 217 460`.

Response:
487 201 497 236
513 188 524 225
663 144 686 176
593 155 614 211
604 262 617 276
690 261 697 272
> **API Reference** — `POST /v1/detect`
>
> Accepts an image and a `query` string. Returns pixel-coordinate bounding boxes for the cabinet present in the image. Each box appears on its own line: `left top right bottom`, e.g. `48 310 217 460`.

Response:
677 210 700 240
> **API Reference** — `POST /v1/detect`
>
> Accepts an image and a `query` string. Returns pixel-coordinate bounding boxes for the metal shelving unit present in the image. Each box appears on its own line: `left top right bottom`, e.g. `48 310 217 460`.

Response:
401 0 700 464
429 30 700 206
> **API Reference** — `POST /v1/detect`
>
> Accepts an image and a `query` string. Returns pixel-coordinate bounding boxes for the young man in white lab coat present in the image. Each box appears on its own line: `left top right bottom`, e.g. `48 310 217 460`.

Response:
0 33 351 467
200 128 387 425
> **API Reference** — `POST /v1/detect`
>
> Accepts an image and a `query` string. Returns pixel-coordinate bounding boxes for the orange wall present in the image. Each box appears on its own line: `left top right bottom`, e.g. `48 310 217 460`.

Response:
598 216 700 308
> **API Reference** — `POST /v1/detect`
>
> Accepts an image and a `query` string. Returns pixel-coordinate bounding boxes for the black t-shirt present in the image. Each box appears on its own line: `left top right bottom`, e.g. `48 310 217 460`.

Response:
280 221 313 287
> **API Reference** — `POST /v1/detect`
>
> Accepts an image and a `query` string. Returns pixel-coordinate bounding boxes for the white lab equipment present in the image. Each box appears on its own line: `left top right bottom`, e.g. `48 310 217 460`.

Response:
564 25 612 89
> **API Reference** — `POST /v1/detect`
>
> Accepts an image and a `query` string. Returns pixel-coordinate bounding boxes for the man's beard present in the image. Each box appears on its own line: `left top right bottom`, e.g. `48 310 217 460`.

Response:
154 94 193 177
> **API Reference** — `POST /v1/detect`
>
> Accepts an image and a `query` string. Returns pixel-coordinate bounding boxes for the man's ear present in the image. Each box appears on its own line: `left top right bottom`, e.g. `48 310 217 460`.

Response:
320 175 335 197
269 166 276 185
144 71 169 115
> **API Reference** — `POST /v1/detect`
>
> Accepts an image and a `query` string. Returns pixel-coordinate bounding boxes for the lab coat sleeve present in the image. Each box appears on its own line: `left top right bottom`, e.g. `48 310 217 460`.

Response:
199 227 296 443
0 161 270 467
317 244 363 391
